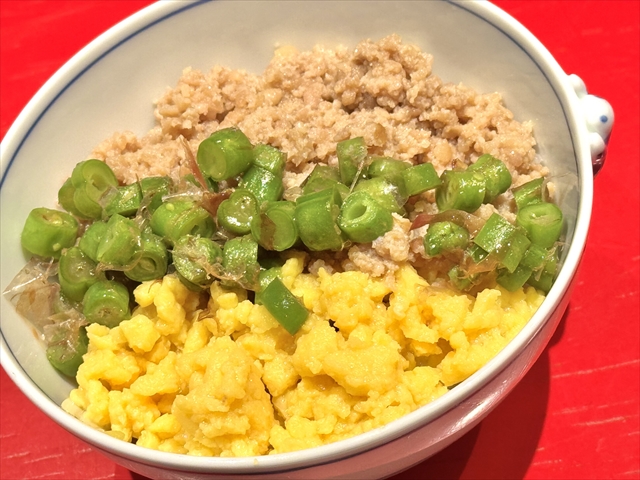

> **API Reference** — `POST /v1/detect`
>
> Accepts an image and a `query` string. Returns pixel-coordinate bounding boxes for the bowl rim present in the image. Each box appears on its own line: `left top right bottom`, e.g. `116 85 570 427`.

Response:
0 0 593 473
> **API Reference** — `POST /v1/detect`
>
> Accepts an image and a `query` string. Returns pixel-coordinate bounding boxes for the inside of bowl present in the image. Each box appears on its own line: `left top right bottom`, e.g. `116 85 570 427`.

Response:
1 0 578 452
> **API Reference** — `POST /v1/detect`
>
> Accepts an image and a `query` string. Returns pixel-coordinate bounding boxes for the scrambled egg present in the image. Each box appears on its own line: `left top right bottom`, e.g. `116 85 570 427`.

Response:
62 254 544 456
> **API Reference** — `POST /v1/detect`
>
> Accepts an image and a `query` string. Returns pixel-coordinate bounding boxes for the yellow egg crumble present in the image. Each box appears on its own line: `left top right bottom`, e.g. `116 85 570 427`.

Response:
62 254 544 456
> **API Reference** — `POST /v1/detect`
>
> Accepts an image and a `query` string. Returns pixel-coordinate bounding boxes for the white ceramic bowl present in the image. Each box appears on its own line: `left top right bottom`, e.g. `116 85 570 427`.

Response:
0 1 613 479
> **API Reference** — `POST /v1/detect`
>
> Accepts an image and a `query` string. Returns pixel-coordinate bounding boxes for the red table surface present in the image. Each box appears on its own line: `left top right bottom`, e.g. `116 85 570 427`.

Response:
1 1 638 479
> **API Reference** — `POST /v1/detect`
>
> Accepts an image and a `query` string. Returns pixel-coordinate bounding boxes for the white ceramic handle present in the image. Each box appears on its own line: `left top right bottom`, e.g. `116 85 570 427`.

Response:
569 74 614 175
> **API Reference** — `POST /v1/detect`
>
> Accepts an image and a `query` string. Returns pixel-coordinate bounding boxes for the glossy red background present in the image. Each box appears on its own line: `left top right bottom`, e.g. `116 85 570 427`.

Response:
1 1 638 479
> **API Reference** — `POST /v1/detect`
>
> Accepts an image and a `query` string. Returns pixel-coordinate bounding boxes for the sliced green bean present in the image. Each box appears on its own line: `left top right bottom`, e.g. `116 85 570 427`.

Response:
124 230 169 282
222 235 260 289
467 154 512 202
516 202 563 248
46 327 88 377
58 178 87 218
436 170 486 213
21 207 79 259
104 183 142 218
423 221 470 257
96 214 142 268
366 156 410 179
58 246 104 302
173 235 223 291
498 243 554 292
473 213 530 273
150 200 215 244
497 264 533 292
78 221 108 262
82 280 131 328
217 188 259 235
139 176 172 214
520 244 551 271
251 201 299 251
254 266 282 305
337 137 367 186
353 177 407 215
70 159 118 219
260 277 308 335
239 165 284 205
302 164 348 198
402 163 442 196
527 249 558 293
197 127 254 181
337 191 394 243
513 177 544 210
253 144 286 175
499 229 531 273
295 187 344 251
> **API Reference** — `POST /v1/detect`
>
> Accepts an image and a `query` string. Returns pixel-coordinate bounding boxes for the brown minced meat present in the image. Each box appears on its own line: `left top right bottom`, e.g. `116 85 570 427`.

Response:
92 35 549 282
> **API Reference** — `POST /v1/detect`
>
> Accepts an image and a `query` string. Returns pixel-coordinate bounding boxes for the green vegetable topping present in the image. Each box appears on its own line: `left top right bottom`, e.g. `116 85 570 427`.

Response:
423 221 470 257
124 230 169 282
95 214 142 268
139 176 172 214
222 235 261 289
252 144 287 175
70 159 118 219
366 156 410 179
46 327 89 377
337 137 367 186
82 280 131 328
337 191 394 243
295 187 344 251
251 201 299 251
516 202 563 249
436 170 486 213
353 176 407 215
402 162 442 196
58 246 104 303
239 165 284 205
513 177 544 210
21 207 79 259
217 189 259 235
467 154 512 202
173 234 222 291
473 213 530 273
78 221 108 262
150 200 215 245
104 183 142 217
258 277 308 335
197 127 254 181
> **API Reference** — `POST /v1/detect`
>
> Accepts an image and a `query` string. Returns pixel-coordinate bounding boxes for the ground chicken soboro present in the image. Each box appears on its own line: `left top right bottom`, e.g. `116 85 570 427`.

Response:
63 35 549 456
